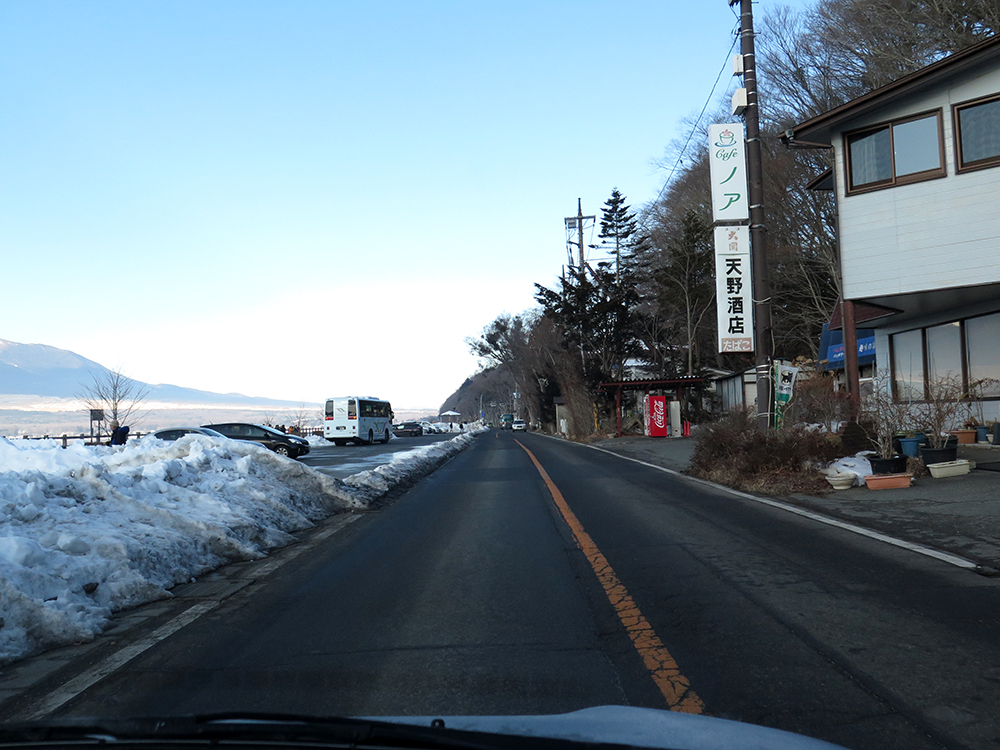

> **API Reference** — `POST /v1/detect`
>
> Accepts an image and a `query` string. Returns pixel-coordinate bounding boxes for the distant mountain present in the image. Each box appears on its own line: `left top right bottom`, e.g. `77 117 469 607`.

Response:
0 339 302 407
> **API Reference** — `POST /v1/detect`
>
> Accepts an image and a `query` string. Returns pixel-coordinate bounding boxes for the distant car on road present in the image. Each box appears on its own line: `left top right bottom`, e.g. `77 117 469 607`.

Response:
202 423 310 458
392 422 423 437
512 419 527 432
151 427 229 441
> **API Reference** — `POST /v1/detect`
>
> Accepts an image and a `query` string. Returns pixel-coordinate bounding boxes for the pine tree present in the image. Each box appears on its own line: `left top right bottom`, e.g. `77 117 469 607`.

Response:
598 188 640 282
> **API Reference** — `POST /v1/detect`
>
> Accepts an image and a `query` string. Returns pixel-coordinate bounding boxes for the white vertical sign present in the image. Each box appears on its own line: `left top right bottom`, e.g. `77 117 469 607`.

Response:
708 123 749 222
715 225 754 353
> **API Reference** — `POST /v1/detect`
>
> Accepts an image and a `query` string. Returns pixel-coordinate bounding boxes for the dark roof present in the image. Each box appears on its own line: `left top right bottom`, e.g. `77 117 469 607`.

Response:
805 168 834 191
598 376 704 391
786 34 1000 145
828 298 902 330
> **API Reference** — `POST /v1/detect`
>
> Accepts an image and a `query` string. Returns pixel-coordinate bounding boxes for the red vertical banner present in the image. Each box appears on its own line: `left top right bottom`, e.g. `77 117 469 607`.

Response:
647 395 668 437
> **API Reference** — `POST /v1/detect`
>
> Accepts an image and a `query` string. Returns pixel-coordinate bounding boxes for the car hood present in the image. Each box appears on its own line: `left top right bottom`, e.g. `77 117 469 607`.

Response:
0 708 846 750
373 706 846 750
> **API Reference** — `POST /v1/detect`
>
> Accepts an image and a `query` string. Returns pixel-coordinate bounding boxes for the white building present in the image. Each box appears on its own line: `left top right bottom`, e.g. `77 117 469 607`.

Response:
786 34 1000 422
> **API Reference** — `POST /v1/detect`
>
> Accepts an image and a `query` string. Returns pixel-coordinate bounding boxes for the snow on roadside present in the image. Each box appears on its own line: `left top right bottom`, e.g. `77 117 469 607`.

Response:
820 454 874 487
0 428 484 666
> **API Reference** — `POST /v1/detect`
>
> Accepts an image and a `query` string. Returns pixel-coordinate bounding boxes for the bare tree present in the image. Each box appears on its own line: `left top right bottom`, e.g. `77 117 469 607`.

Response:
467 313 550 427
77 367 151 438
286 403 314 434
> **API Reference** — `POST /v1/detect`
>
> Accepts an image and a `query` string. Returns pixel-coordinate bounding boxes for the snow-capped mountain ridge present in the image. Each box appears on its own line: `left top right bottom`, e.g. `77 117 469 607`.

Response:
0 339 300 407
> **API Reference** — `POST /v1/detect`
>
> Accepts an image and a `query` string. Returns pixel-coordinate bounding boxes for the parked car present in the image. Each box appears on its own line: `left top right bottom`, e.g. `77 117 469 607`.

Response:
151 427 229 441
512 419 527 432
202 423 310 458
393 422 423 437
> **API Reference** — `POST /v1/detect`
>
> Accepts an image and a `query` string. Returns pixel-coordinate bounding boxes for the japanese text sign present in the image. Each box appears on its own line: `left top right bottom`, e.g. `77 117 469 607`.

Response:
714 225 754 353
708 123 749 222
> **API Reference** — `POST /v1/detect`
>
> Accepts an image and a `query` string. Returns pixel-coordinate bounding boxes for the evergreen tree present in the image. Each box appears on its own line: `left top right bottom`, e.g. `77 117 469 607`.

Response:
598 188 640 281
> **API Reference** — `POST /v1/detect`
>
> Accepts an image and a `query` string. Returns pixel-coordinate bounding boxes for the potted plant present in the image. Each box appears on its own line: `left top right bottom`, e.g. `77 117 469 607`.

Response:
895 429 923 457
916 374 972 466
967 378 999 442
859 370 912 475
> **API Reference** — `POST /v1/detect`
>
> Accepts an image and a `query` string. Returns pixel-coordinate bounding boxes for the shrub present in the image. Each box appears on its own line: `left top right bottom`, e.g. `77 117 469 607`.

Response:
783 368 852 429
689 409 840 495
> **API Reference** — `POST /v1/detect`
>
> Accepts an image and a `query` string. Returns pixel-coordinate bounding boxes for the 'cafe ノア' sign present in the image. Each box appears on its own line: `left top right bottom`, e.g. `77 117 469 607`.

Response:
708 123 749 223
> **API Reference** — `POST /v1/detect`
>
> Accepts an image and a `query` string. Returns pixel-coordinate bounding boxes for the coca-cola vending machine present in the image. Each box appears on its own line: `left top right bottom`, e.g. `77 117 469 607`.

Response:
644 394 668 437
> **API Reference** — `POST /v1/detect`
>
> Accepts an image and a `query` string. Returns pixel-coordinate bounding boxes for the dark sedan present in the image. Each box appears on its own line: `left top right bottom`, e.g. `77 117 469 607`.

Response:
202 423 310 458
152 427 229 441
392 421 423 437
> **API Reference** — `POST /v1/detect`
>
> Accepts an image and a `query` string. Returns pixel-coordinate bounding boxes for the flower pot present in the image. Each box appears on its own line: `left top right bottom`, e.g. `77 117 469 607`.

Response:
898 437 921 457
920 445 958 466
949 429 977 444
868 455 907 475
976 426 990 443
864 473 912 490
825 473 855 490
927 459 971 478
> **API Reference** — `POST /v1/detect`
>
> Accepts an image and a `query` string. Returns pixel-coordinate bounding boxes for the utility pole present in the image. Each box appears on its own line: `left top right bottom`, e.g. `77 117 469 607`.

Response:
565 200 596 375
566 199 595 282
733 0 774 430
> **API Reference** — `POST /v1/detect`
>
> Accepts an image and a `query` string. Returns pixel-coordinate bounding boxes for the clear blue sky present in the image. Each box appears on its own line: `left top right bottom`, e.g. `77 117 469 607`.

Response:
1 0 813 410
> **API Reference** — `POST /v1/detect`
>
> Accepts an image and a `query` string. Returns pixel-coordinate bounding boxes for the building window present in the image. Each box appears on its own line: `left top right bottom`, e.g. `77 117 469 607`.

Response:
925 321 962 383
891 313 1000 400
955 94 1000 172
846 111 945 193
966 313 1000 396
891 328 925 401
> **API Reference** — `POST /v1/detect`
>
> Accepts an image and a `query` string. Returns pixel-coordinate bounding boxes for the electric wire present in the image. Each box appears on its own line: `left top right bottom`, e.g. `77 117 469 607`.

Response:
646 21 742 215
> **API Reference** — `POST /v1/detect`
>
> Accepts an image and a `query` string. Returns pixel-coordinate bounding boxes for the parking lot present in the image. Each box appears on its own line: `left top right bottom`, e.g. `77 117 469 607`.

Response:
299 432 463 480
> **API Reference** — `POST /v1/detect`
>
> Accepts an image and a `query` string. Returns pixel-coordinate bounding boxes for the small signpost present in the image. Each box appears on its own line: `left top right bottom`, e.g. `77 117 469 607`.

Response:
90 409 104 444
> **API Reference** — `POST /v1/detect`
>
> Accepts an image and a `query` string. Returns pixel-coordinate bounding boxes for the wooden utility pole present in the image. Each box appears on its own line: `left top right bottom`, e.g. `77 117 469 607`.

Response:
734 0 775 430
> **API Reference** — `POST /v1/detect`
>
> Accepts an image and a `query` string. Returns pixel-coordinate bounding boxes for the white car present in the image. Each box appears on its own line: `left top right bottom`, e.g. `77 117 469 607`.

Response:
512 419 527 432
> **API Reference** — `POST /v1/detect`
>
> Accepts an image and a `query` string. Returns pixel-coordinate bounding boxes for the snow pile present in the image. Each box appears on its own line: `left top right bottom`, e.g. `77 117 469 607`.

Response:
821 454 874 487
0 428 483 666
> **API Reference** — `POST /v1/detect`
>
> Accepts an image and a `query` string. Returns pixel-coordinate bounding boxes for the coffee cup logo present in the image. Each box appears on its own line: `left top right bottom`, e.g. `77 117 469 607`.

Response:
715 128 736 148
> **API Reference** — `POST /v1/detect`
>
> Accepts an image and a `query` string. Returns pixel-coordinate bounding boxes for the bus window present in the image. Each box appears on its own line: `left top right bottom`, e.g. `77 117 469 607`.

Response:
348 399 357 420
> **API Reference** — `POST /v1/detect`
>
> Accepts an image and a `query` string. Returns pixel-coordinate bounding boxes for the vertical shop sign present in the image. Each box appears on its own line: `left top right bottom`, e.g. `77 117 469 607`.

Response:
714 225 754 353
708 123 749 222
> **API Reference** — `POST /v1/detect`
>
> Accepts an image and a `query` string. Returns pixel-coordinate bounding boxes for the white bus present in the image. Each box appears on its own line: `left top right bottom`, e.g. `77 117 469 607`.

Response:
324 396 394 446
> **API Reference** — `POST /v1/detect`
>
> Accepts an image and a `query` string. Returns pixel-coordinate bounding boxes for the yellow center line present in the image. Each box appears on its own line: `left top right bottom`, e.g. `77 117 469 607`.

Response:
516 439 705 714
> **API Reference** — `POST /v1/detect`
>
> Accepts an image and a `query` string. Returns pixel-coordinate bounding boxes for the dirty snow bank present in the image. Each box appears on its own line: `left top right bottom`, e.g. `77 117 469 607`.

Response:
0 428 483 665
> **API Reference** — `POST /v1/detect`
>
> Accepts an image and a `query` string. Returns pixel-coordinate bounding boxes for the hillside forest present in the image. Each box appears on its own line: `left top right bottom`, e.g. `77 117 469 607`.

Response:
444 0 1000 437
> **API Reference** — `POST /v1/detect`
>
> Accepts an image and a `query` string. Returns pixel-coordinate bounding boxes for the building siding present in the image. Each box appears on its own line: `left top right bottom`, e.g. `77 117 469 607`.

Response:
835 72 1000 301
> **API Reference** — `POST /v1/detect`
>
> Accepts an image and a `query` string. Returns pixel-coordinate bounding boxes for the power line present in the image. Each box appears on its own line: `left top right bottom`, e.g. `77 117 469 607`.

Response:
647 23 741 213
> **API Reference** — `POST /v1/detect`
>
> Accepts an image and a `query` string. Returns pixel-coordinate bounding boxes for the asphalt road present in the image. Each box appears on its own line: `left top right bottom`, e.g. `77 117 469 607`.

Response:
10 430 1000 749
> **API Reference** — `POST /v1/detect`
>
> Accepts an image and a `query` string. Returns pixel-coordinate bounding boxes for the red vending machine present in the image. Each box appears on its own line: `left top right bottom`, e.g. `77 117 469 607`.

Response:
644 395 669 437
